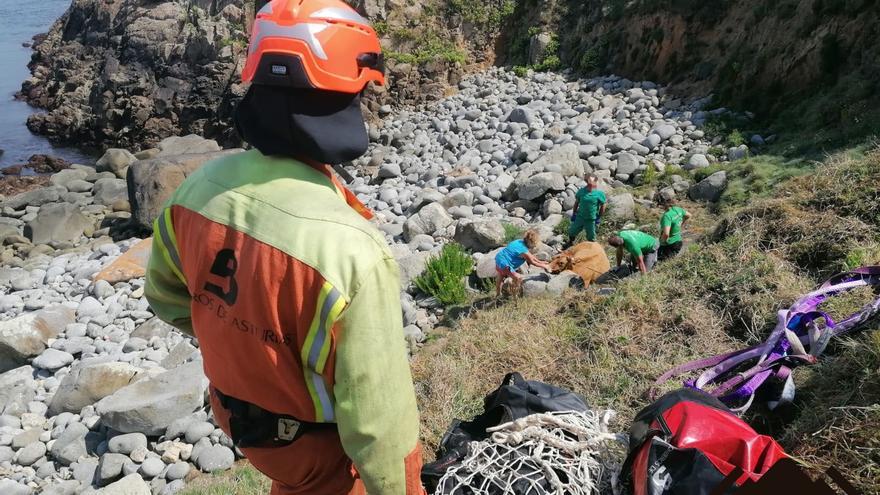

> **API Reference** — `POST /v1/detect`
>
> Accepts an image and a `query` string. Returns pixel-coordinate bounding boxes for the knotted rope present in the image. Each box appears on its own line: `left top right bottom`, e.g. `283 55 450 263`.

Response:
436 411 626 495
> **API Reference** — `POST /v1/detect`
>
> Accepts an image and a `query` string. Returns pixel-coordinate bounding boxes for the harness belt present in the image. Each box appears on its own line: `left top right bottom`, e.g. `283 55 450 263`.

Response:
213 388 336 449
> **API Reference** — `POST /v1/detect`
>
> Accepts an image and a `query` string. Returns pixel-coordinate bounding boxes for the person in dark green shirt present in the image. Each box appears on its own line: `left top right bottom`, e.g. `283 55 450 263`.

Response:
570 175 606 243
658 198 691 261
608 230 660 273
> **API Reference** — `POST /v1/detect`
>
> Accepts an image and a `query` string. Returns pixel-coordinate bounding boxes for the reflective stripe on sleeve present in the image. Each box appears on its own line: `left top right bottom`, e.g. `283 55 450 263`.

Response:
154 208 187 285
301 281 347 422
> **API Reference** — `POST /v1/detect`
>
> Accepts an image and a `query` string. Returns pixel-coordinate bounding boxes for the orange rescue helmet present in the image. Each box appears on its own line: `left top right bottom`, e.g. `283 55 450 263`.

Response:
242 0 385 93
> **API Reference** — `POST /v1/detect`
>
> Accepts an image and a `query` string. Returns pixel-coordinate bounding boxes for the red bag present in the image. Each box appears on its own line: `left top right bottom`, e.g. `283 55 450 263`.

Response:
619 388 787 495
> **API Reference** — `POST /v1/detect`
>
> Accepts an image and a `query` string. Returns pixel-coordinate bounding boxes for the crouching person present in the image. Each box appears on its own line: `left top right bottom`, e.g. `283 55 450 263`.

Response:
658 197 691 261
608 230 660 274
495 230 550 297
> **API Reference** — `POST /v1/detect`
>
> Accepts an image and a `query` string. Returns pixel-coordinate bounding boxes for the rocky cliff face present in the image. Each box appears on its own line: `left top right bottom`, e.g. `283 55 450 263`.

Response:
539 0 880 141
21 0 880 151
21 0 250 151
20 0 503 151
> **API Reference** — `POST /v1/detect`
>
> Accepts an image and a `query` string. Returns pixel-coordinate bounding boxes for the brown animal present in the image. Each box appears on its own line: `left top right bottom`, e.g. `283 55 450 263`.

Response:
549 242 611 287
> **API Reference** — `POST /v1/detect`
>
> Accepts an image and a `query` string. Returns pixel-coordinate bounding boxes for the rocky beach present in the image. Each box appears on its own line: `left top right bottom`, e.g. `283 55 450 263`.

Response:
1 0 878 492
0 65 759 493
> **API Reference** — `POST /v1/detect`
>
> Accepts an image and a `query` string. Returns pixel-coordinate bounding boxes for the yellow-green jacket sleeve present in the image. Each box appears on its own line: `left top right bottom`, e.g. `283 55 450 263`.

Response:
144 210 194 336
334 256 423 494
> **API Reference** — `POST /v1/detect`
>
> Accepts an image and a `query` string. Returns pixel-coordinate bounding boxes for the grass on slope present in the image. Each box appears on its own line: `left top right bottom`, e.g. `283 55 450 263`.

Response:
413 146 880 493
178 462 270 495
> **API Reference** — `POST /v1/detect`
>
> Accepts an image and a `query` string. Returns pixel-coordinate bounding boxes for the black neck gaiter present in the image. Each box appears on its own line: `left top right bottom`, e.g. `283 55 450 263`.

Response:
234 85 369 165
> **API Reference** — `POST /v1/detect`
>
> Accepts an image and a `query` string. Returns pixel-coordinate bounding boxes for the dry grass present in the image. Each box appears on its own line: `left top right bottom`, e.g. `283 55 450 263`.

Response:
412 296 591 452
782 331 880 494
413 146 880 492
413 236 814 455
178 462 271 495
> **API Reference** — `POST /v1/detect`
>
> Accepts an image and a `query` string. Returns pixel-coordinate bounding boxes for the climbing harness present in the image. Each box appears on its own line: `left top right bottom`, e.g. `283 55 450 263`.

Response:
653 266 880 413
435 411 625 495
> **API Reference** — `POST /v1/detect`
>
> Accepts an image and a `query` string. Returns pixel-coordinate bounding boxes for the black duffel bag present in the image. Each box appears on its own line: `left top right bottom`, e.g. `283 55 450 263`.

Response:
421 372 589 492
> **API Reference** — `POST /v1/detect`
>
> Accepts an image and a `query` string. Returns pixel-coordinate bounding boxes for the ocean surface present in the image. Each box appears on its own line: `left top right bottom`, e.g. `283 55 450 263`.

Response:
0 0 94 169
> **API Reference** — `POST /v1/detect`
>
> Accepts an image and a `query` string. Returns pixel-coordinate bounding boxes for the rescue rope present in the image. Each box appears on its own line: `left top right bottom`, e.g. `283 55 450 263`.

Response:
435 411 625 495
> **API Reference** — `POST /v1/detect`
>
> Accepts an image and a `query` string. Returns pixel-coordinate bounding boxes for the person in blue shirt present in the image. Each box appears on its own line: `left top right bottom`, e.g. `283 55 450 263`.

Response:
495 229 550 297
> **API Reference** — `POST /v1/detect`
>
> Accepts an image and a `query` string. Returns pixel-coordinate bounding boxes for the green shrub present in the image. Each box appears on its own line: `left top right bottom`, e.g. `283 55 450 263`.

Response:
414 243 474 305
503 222 526 243
554 216 571 236
727 129 747 147
512 65 529 77
708 146 726 159
641 160 658 185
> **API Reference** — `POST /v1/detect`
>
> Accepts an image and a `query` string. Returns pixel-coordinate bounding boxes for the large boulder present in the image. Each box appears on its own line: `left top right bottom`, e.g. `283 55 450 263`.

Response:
531 144 583 178
0 366 38 416
96 149 137 179
24 203 92 245
396 252 430 288
475 248 503 279
606 193 636 221
683 154 710 170
0 186 65 210
97 473 151 494
95 361 209 435
50 169 90 188
157 135 222 157
517 172 565 201
0 306 75 373
689 171 728 202
506 107 538 126
49 358 144 415
615 153 640 176
403 202 453 241
50 422 90 466
128 150 242 230
454 220 506 253
92 178 129 206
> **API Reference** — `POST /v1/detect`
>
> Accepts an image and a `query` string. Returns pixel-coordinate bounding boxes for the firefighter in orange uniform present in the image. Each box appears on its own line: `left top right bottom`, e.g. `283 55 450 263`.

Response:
145 1 425 493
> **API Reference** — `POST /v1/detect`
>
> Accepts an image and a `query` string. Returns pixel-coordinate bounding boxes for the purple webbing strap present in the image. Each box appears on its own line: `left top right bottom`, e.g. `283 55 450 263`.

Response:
656 266 880 413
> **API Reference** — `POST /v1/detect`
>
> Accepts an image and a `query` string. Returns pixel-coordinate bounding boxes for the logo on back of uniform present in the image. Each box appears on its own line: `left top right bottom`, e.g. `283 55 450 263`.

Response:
204 249 239 306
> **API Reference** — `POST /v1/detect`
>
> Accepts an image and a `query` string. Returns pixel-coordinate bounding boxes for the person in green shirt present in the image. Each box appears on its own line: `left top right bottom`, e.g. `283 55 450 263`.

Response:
608 230 660 274
658 198 692 261
570 175 607 243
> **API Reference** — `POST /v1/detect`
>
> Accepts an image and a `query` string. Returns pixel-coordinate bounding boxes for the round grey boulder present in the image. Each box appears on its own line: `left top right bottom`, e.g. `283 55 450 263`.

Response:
15 441 47 466
184 422 215 444
196 445 235 472
165 461 190 481
139 457 166 479
108 433 147 455
32 348 74 370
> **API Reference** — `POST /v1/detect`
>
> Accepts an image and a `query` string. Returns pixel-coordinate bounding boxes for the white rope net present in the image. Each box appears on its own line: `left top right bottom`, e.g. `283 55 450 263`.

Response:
436 410 626 495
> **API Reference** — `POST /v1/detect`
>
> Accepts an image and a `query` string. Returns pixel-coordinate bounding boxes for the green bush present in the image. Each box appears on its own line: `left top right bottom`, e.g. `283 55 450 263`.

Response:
641 160 658 185
414 243 474 305
727 129 746 147
503 222 526 243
